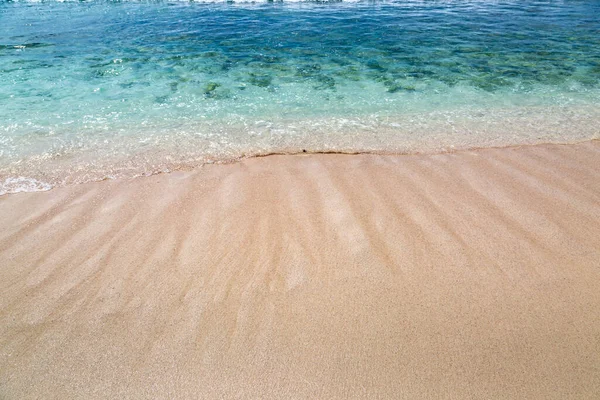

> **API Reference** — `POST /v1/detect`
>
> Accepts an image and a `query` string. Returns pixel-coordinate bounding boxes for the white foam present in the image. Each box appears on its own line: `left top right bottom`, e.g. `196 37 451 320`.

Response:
0 177 53 196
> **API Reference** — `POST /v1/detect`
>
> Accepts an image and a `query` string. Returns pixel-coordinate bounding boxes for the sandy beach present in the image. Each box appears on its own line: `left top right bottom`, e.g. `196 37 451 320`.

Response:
1 140 599 399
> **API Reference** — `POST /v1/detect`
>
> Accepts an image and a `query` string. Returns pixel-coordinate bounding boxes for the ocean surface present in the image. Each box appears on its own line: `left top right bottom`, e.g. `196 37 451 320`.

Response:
1 0 599 194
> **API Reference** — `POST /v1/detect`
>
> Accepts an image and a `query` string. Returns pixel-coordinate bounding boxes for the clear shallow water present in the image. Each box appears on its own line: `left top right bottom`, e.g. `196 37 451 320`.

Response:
1 0 599 194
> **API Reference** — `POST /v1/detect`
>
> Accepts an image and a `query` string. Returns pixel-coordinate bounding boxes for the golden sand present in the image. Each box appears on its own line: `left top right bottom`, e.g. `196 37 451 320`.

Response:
1 141 600 399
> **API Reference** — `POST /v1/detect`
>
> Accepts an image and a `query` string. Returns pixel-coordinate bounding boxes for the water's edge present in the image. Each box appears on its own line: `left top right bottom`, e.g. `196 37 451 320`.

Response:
2 137 598 197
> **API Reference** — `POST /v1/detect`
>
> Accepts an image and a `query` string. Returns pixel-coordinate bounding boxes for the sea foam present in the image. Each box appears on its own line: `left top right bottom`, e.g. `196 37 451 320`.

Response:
0 177 53 196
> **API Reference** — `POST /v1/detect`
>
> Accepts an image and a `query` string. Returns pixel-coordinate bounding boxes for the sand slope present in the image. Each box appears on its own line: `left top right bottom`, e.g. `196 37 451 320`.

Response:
1 141 600 399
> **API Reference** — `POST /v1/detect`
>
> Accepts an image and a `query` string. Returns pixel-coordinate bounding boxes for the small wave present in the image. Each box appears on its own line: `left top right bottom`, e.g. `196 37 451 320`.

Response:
0 177 53 196
0 43 53 51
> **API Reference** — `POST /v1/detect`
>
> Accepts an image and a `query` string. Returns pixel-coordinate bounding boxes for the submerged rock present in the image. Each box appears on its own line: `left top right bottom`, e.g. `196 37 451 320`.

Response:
204 81 221 94
296 64 322 77
385 81 416 93
203 82 230 99
154 95 169 104
248 73 272 88
313 75 336 90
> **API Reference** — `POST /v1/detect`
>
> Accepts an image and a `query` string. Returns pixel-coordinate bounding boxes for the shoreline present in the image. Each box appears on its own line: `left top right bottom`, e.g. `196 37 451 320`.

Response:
2 137 599 197
1 140 600 398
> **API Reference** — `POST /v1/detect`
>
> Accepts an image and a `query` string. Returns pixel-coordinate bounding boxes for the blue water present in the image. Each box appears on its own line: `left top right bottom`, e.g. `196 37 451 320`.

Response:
1 0 599 194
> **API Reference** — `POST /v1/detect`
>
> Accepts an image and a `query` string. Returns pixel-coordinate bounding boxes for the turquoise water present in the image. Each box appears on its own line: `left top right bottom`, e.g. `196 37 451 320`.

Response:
1 0 599 194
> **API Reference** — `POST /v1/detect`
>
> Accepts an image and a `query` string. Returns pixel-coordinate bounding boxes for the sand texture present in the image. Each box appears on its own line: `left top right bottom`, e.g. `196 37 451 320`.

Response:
1 141 600 399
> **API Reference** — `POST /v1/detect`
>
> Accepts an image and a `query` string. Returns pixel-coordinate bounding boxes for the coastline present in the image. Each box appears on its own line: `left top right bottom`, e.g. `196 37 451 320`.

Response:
2 134 599 197
1 140 600 398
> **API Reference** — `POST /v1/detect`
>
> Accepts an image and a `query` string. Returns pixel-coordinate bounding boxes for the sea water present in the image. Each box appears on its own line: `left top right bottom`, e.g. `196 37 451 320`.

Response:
1 0 599 194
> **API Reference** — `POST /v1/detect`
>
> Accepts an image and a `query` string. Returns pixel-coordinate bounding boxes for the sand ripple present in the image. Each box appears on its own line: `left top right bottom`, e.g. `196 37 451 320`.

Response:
1 141 599 399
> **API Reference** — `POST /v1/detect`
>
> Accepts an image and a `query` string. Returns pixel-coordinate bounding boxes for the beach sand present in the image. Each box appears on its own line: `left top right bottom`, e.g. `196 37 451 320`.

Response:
1 141 599 399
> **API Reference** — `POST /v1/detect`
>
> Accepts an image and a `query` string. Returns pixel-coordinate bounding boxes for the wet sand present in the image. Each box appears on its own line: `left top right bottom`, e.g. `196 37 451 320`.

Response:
1 141 600 399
